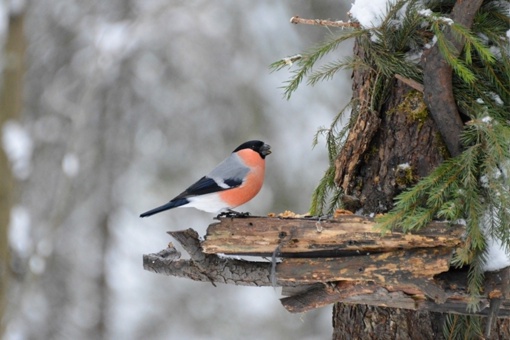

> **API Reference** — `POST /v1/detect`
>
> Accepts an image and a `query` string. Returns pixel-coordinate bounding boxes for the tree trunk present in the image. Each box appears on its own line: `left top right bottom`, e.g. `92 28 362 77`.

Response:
0 11 26 337
335 41 446 214
331 36 510 339
333 304 444 340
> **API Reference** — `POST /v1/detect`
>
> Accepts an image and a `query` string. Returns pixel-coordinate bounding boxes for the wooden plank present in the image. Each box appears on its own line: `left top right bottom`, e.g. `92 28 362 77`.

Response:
276 248 452 283
281 281 378 313
281 281 510 316
201 216 463 257
276 247 451 302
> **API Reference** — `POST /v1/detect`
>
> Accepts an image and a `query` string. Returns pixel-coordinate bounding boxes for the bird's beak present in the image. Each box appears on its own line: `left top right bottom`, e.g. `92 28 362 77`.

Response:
261 143 272 156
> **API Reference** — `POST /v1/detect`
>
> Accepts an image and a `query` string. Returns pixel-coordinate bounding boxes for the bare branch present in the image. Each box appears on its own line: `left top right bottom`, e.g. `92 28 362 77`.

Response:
290 16 360 29
422 0 484 157
395 74 424 92
144 228 293 287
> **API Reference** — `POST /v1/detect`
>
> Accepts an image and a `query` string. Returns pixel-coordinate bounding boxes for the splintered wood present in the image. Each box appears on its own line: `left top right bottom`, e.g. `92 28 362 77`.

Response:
143 216 510 317
202 215 458 308
201 215 462 256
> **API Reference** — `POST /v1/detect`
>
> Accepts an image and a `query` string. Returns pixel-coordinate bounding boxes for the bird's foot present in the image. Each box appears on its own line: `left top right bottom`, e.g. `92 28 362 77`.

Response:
216 210 251 219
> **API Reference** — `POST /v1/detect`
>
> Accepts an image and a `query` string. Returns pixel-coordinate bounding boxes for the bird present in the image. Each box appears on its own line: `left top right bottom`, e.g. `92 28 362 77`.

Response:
140 140 271 217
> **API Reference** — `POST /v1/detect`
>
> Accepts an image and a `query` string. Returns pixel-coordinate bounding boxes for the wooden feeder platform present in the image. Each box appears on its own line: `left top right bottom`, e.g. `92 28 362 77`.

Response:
143 215 510 316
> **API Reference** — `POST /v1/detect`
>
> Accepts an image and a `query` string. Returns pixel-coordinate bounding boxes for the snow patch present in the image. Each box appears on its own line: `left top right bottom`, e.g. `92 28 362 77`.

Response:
62 153 80 177
417 9 432 17
2 120 33 179
481 211 510 272
481 116 493 124
418 8 453 25
397 162 411 170
349 0 397 29
489 92 504 106
8 205 32 256
424 36 438 49
483 236 510 272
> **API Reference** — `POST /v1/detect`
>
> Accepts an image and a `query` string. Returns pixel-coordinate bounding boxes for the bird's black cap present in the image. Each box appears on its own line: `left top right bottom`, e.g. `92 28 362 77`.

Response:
233 140 272 159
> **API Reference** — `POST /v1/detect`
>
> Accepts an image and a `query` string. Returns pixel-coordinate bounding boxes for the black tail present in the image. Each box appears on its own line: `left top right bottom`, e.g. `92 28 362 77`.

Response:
139 198 188 217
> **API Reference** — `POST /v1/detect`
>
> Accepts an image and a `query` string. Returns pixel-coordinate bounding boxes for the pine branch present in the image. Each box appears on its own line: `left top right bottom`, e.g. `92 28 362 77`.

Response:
308 57 367 86
272 30 368 100
310 101 353 215
270 55 303 72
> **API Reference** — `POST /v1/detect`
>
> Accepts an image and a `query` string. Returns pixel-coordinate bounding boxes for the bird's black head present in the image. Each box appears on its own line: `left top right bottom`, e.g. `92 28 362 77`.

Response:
233 140 272 159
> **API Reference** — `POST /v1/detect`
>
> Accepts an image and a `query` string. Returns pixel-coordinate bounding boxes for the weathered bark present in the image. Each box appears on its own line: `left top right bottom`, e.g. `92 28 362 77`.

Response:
0 11 25 337
334 42 381 195
333 304 444 340
336 45 445 214
202 216 463 256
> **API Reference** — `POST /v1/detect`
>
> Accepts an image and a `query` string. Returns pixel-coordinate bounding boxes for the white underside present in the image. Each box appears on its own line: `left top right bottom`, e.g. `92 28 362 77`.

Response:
181 194 233 213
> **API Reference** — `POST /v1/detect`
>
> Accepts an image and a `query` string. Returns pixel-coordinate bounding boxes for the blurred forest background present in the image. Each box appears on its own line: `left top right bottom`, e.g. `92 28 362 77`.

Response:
1 1 354 339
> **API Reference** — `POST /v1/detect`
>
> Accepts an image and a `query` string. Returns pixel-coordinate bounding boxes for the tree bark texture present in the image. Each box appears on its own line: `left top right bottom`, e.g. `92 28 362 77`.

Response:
333 304 444 340
336 43 446 215
332 2 510 337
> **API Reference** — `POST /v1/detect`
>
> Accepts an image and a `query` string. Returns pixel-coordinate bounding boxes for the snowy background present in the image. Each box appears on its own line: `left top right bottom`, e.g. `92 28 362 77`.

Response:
2 1 354 339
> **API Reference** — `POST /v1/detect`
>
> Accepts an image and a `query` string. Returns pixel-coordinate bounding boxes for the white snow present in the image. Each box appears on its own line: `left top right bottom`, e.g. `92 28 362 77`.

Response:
418 8 453 25
29 255 46 275
439 17 453 26
490 92 504 106
483 236 510 272
8 205 32 256
2 120 33 179
481 211 510 272
349 0 397 29
418 9 432 17
94 21 133 56
405 50 423 63
424 36 438 49
481 116 493 123
62 153 80 177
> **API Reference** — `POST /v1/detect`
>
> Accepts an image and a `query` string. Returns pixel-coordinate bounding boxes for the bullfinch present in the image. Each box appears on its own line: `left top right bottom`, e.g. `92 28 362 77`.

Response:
140 140 271 217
